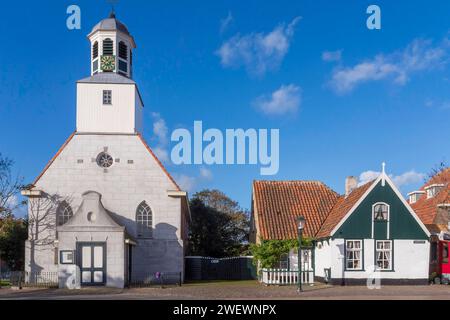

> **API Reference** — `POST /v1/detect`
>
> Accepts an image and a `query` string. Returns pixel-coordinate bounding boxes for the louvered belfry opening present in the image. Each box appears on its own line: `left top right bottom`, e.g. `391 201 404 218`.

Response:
92 41 99 59
119 41 128 60
103 38 114 56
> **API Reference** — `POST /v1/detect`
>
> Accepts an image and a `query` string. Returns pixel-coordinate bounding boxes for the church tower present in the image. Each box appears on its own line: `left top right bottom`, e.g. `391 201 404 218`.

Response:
23 11 189 289
76 11 143 134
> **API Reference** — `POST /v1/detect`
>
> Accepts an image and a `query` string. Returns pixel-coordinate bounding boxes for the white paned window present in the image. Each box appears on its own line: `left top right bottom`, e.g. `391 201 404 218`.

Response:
376 240 392 270
136 201 153 238
103 90 112 105
57 202 73 226
345 240 363 270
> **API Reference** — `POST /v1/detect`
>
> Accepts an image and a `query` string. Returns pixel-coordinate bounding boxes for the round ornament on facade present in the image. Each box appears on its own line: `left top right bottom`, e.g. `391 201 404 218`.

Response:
96 152 114 168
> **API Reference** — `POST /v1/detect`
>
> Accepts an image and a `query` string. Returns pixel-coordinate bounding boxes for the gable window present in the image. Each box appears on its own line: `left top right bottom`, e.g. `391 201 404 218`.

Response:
376 240 392 270
345 240 362 270
136 201 153 238
103 90 112 105
103 38 114 56
57 202 73 226
373 203 389 221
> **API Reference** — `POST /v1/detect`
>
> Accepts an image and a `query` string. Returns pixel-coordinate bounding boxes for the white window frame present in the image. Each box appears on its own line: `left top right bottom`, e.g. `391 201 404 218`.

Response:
345 240 363 271
371 202 390 239
136 201 153 238
375 240 393 271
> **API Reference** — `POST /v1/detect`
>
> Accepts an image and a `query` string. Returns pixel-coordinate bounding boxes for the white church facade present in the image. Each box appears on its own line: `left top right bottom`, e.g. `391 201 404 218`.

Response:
22 12 190 288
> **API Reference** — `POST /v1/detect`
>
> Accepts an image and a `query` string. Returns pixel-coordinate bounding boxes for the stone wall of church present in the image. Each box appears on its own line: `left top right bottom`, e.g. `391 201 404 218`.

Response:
26 133 185 282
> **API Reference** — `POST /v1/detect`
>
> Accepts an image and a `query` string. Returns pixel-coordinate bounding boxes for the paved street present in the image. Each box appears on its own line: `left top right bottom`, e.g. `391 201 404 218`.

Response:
0 281 450 300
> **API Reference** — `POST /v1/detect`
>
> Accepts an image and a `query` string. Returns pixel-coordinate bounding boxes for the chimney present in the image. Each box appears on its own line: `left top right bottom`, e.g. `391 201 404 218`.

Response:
345 176 358 197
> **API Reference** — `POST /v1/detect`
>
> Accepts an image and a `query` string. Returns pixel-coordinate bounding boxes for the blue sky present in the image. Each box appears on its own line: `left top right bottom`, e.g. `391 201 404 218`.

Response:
1 0 449 214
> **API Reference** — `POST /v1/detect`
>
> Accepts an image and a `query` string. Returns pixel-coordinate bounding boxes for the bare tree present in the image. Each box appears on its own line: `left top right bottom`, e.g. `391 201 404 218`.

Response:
427 161 449 203
26 193 72 274
0 153 24 218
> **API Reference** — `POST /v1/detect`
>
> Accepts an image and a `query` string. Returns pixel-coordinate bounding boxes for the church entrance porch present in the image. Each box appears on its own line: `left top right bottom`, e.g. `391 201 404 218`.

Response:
77 242 106 286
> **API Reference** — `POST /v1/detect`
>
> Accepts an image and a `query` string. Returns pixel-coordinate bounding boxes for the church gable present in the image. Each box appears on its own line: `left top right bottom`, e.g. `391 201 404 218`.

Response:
333 176 429 240
34 133 180 193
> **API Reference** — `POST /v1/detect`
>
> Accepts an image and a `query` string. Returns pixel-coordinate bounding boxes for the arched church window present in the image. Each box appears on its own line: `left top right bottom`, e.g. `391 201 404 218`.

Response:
136 201 153 238
92 41 99 59
103 38 114 56
373 203 389 221
119 41 128 60
57 201 73 226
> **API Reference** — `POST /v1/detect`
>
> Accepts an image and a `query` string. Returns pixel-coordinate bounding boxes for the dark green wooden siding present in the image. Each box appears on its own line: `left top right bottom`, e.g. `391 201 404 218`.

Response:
334 180 428 240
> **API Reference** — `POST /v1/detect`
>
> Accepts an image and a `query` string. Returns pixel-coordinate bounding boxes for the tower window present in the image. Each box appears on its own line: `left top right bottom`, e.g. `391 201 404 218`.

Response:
119 41 128 60
103 38 114 56
103 90 112 105
92 41 99 59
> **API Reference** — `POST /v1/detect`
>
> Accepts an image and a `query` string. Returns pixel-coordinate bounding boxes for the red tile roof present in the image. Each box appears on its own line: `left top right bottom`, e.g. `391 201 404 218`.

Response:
252 180 340 240
410 168 450 225
316 181 373 239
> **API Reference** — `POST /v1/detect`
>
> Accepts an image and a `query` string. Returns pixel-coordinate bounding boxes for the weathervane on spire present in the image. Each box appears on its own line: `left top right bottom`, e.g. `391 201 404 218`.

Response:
107 0 119 18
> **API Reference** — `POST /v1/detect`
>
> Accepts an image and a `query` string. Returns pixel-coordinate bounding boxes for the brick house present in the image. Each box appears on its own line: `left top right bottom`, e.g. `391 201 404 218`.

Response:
408 168 450 278
251 166 431 285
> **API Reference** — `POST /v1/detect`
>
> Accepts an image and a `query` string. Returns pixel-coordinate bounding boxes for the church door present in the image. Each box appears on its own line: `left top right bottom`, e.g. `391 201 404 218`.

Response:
77 242 106 286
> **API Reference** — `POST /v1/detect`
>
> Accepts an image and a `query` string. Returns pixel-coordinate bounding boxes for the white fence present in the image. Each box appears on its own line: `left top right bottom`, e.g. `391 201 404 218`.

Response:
260 269 314 285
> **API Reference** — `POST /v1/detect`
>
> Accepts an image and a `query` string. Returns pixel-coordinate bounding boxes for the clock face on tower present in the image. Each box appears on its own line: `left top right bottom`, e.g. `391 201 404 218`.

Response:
101 55 116 71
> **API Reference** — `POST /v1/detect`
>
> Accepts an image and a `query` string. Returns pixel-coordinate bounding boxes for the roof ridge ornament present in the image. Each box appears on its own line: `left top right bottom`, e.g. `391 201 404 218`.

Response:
382 162 386 187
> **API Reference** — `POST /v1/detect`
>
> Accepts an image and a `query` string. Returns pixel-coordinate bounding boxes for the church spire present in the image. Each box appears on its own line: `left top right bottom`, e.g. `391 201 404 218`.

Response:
109 7 116 19
87 10 136 78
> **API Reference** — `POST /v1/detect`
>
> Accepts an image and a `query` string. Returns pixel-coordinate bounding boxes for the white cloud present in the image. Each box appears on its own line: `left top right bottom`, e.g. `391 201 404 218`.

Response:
358 170 381 186
253 84 301 115
151 113 170 163
216 17 301 76
152 113 169 146
220 11 233 34
5 194 18 209
329 38 449 94
153 147 169 163
322 50 342 62
358 170 425 188
175 174 197 192
391 171 426 187
199 167 213 180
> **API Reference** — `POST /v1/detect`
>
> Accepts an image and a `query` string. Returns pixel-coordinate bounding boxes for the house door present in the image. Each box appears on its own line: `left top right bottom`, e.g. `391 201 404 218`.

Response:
77 242 106 286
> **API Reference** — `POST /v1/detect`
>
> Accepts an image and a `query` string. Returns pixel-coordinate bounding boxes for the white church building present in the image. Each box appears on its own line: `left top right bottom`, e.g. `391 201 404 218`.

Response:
21 11 190 288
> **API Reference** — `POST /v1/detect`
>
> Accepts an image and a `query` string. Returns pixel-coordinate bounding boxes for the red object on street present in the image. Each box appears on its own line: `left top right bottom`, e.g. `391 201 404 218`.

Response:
438 240 450 282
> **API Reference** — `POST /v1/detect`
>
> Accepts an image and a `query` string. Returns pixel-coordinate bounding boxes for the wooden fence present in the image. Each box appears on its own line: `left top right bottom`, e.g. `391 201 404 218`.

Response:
185 256 257 281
